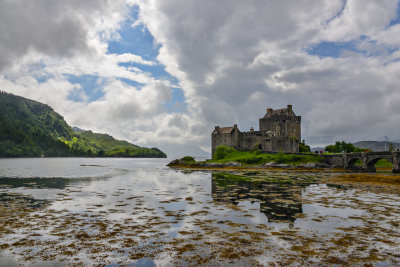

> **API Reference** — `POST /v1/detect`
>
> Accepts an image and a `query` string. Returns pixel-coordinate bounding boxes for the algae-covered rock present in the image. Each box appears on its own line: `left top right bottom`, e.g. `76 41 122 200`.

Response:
263 162 276 167
300 162 318 168
226 161 241 167
204 163 225 168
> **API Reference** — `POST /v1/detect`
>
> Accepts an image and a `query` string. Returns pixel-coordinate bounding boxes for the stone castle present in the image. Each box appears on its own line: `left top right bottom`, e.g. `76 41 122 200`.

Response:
211 105 301 156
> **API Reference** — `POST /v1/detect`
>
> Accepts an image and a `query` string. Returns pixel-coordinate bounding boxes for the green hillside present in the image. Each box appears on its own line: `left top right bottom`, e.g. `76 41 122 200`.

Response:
74 131 167 158
0 91 166 158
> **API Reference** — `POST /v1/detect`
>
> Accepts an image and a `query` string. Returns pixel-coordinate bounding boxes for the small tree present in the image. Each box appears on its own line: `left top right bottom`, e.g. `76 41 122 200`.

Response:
325 141 369 153
299 140 311 153
213 145 236 160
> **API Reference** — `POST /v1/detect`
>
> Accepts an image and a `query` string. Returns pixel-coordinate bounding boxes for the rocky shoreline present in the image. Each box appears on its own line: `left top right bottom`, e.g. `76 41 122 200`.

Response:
167 158 332 170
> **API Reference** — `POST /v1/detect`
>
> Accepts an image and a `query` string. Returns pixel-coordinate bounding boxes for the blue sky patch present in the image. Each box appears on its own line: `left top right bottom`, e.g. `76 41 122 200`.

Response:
118 62 179 85
324 0 347 25
36 75 51 84
117 77 145 89
306 35 398 58
307 40 362 58
164 87 187 113
389 2 400 26
67 74 106 102
106 5 186 113
107 6 160 61
31 61 52 84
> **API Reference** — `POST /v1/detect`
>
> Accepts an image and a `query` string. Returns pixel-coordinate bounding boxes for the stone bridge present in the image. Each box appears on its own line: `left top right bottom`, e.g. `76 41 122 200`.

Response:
322 151 400 173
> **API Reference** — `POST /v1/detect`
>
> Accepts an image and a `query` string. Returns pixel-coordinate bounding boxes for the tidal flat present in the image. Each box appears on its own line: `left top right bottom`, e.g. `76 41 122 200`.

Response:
0 158 399 266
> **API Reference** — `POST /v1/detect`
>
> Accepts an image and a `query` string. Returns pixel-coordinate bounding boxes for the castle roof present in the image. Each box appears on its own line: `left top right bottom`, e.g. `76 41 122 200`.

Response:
263 105 296 118
212 126 235 134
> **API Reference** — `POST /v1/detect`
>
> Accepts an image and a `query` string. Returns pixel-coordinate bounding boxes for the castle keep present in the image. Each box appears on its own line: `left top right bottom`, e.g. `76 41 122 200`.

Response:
211 105 301 156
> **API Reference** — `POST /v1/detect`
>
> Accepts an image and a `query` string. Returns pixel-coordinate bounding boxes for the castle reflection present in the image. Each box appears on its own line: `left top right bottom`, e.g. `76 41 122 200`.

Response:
0 177 69 189
211 173 304 222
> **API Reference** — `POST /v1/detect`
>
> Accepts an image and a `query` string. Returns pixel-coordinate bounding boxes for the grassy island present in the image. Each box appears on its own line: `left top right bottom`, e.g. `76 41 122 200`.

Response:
210 146 322 165
168 146 325 170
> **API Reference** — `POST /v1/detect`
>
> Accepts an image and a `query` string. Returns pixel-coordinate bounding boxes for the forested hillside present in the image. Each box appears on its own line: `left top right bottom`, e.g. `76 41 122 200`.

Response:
0 91 166 158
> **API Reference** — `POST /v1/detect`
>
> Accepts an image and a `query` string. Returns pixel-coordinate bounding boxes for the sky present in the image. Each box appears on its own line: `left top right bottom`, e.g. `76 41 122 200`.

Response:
1 0 400 157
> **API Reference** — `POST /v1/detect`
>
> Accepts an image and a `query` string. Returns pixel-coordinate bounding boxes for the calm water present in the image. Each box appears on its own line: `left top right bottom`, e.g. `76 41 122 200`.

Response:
0 158 399 266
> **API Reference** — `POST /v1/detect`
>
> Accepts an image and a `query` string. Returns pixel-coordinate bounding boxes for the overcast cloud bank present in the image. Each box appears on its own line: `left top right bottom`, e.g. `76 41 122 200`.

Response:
1 0 400 156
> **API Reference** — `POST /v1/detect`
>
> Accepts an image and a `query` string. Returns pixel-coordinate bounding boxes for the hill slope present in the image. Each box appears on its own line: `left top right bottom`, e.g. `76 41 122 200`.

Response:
75 131 166 158
353 141 400 152
0 91 166 158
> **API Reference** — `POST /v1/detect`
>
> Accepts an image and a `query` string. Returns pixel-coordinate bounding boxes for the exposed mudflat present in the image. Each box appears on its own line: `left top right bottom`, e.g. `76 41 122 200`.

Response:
0 158 399 266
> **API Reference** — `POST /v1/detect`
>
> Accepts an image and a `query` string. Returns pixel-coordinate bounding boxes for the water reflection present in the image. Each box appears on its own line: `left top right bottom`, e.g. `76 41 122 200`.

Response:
0 176 113 190
0 159 399 266
0 177 69 189
211 173 303 222
0 192 49 209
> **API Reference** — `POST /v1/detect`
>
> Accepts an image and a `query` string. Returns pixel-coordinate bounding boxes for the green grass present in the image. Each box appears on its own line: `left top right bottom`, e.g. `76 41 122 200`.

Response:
375 159 393 168
209 146 322 166
354 159 393 168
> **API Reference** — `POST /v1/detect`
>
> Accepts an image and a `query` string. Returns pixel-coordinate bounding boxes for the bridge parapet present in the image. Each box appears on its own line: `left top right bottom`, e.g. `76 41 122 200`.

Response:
321 151 400 173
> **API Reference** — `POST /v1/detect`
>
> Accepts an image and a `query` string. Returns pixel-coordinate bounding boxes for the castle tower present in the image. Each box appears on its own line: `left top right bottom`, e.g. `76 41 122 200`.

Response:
259 105 301 152
259 105 300 137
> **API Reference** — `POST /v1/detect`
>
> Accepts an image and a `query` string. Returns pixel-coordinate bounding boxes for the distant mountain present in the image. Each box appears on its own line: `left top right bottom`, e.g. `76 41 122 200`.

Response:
310 147 324 152
0 91 166 158
353 141 400 152
72 126 85 133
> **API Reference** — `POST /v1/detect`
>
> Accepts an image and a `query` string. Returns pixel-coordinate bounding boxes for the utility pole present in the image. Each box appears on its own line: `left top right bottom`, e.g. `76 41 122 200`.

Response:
385 136 389 151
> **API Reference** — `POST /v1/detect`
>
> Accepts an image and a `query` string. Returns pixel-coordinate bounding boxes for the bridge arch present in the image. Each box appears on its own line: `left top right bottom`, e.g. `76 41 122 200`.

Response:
322 152 400 173
344 153 363 170
363 155 393 173
346 157 362 169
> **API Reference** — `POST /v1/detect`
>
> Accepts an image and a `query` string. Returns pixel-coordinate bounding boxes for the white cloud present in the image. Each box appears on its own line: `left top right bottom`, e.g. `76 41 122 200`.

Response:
321 0 399 42
2 0 400 157
135 0 400 149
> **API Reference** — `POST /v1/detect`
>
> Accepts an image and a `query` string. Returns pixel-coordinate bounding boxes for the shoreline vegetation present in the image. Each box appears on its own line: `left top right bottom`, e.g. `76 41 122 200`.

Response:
168 145 328 171
168 146 400 194
167 145 393 171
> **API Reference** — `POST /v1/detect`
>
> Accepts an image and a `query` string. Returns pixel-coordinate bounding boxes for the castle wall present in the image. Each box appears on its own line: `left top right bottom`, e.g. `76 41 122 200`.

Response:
237 132 299 153
212 133 233 155
211 127 240 156
270 136 299 153
212 106 301 155
239 131 263 150
259 115 301 141
286 116 301 140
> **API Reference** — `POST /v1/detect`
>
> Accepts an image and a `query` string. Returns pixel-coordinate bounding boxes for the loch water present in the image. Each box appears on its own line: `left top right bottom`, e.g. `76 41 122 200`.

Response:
0 158 399 266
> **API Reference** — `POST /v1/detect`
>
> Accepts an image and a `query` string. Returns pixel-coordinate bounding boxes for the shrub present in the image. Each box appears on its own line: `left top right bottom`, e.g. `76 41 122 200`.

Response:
275 152 287 164
252 149 262 155
214 145 236 160
236 155 264 164
181 156 195 162
291 155 302 162
299 140 311 153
